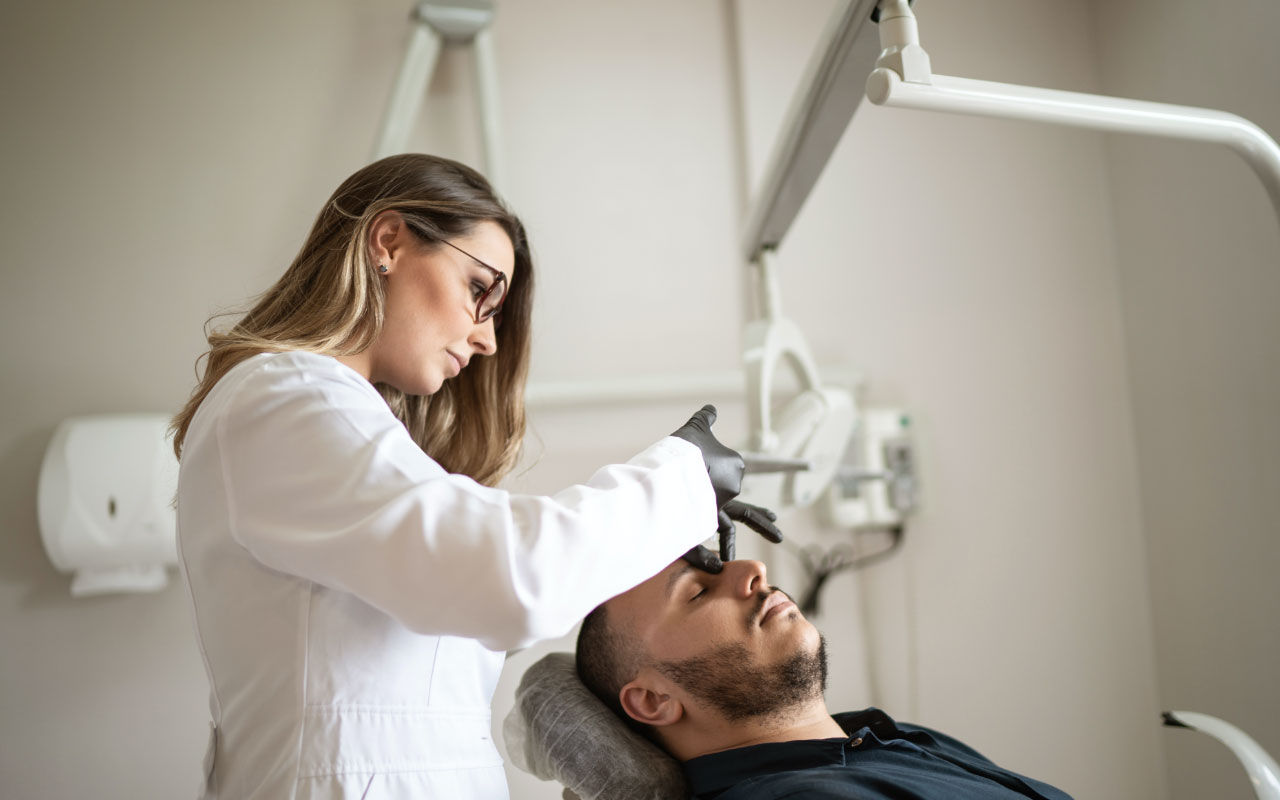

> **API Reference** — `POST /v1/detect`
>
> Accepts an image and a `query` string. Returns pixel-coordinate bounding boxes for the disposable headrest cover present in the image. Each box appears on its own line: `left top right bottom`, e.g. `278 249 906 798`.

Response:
502 652 690 800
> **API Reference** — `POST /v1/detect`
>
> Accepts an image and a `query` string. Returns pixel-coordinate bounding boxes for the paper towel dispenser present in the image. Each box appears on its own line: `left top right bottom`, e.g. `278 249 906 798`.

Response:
37 414 179 597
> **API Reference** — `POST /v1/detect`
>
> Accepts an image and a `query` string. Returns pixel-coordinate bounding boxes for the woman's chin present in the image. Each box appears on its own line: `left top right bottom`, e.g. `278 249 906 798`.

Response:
384 370 444 397
415 376 445 396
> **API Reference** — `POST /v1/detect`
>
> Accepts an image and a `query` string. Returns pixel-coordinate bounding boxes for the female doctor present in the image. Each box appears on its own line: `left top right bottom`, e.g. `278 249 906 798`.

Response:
170 153 780 799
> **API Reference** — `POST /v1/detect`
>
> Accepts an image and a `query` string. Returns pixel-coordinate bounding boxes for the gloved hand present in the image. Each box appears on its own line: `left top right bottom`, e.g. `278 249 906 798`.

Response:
672 405 784 571
670 404 744 509
681 544 724 574
681 502 784 572
717 499 783 561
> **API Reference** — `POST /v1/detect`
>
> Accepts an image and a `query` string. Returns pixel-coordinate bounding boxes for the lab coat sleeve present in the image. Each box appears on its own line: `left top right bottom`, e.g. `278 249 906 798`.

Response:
215 356 719 651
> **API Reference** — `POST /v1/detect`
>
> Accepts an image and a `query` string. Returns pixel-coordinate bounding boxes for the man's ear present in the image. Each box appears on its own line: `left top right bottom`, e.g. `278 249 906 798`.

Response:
619 673 684 728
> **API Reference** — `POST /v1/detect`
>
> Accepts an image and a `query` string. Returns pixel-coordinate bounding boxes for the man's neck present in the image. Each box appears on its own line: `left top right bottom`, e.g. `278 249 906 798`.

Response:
668 700 847 761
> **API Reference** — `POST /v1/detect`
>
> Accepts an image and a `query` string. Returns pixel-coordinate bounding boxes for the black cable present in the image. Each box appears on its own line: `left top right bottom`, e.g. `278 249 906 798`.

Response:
785 525 906 615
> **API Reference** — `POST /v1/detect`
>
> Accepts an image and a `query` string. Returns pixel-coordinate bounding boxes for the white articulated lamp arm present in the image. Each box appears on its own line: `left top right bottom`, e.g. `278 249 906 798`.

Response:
736 251 860 514
865 70 1280 222
866 0 1280 225
740 0 884 262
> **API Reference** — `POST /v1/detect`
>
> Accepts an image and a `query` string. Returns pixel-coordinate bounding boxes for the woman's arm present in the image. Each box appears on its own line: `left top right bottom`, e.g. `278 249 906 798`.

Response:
213 353 718 651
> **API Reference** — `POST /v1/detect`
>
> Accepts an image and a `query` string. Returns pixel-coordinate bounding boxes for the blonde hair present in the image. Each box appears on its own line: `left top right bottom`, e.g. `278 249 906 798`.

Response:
171 154 534 487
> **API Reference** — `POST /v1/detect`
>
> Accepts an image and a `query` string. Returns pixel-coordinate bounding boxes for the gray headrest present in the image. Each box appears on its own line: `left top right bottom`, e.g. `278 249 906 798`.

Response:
502 651 690 800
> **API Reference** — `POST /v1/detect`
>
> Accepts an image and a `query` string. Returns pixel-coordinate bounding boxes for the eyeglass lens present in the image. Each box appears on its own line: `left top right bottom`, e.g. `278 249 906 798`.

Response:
478 278 506 323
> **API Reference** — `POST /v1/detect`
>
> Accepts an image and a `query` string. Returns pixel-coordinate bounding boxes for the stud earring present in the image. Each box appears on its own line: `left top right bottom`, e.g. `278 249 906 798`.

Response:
378 264 388 274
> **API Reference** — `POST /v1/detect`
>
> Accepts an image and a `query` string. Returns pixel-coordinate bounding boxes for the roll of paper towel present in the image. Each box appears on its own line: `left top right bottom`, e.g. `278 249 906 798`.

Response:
37 414 179 597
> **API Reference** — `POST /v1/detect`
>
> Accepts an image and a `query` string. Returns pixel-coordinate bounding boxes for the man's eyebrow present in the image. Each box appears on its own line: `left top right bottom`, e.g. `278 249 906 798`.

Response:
664 562 695 600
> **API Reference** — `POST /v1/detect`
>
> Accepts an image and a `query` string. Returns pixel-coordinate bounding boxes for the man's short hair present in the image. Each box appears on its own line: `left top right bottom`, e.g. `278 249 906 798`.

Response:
575 603 650 736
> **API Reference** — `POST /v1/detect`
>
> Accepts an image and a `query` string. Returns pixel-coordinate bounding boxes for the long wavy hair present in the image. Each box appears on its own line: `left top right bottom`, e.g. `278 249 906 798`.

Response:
171 153 534 486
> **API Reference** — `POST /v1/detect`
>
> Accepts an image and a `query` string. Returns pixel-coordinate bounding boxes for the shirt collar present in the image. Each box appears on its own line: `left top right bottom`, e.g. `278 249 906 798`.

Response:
682 708 903 797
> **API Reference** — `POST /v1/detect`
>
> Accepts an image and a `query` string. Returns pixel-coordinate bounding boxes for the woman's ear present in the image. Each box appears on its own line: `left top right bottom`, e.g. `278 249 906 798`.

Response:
368 211 407 269
619 674 684 729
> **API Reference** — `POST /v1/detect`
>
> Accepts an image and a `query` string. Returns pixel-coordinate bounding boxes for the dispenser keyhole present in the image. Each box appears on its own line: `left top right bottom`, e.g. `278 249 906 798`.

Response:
108 497 117 518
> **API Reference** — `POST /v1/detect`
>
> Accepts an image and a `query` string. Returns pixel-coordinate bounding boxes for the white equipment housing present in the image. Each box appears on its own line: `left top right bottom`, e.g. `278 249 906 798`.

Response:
37 415 179 597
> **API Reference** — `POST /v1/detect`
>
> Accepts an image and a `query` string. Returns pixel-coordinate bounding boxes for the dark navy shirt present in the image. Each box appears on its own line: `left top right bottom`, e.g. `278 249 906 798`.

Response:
682 708 1074 799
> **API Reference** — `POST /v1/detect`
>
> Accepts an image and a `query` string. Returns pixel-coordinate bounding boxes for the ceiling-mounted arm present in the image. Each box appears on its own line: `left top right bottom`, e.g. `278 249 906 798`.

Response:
732 4 882 511
867 0 1280 225
372 1 505 187
372 9 444 161
740 0 883 262
739 0 1280 255
865 70 1280 222
470 26 504 187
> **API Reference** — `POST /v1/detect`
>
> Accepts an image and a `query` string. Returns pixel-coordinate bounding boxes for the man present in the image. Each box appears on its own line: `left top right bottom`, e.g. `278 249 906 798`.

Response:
575 558 1074 799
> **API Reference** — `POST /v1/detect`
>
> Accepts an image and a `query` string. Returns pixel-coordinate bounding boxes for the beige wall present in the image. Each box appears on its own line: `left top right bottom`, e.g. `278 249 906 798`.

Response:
10 0 1270 797
1093 1 1280 798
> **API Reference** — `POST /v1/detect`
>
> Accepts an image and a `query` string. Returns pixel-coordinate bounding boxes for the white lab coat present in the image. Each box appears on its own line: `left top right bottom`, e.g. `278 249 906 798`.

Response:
175 351 717 799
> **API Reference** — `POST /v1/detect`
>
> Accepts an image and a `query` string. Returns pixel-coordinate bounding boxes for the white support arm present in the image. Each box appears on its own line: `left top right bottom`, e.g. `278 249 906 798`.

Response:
866 69 1280 222
371 1 500 171
472 28 505 188
372 18 444 161
740 0 883 261
865 0 1280 225
1163 711 1280 800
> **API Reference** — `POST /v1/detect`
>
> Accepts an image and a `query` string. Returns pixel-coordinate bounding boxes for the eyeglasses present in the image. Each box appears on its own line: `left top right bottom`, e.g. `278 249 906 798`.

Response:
439 239 508 325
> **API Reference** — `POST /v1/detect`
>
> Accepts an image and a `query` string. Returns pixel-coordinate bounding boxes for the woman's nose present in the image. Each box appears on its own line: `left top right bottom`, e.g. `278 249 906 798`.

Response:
730 559 767 598
469 318 497 356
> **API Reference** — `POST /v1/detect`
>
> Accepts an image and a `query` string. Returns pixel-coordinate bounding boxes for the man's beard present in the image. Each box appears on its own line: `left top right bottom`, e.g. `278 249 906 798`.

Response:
656 633 828 723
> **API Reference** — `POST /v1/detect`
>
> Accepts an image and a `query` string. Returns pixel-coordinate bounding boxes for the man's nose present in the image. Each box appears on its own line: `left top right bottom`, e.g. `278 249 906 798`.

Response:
728 559 767 598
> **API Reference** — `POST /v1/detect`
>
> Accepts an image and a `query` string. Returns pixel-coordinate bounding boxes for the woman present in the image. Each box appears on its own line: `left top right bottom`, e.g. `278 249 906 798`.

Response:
171 154 778 798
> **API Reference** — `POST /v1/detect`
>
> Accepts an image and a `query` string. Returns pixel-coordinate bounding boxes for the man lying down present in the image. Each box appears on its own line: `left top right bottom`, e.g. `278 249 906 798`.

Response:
574 558 1075 800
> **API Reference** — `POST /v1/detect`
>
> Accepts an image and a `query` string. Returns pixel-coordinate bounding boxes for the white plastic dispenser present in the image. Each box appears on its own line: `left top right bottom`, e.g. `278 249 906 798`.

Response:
37 414 179 597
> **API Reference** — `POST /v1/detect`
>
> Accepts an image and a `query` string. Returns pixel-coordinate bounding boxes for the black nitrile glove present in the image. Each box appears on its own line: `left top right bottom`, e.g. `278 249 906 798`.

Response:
717 499 783 561
681 544 724 574
670 404 744 509
672 405 784 572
